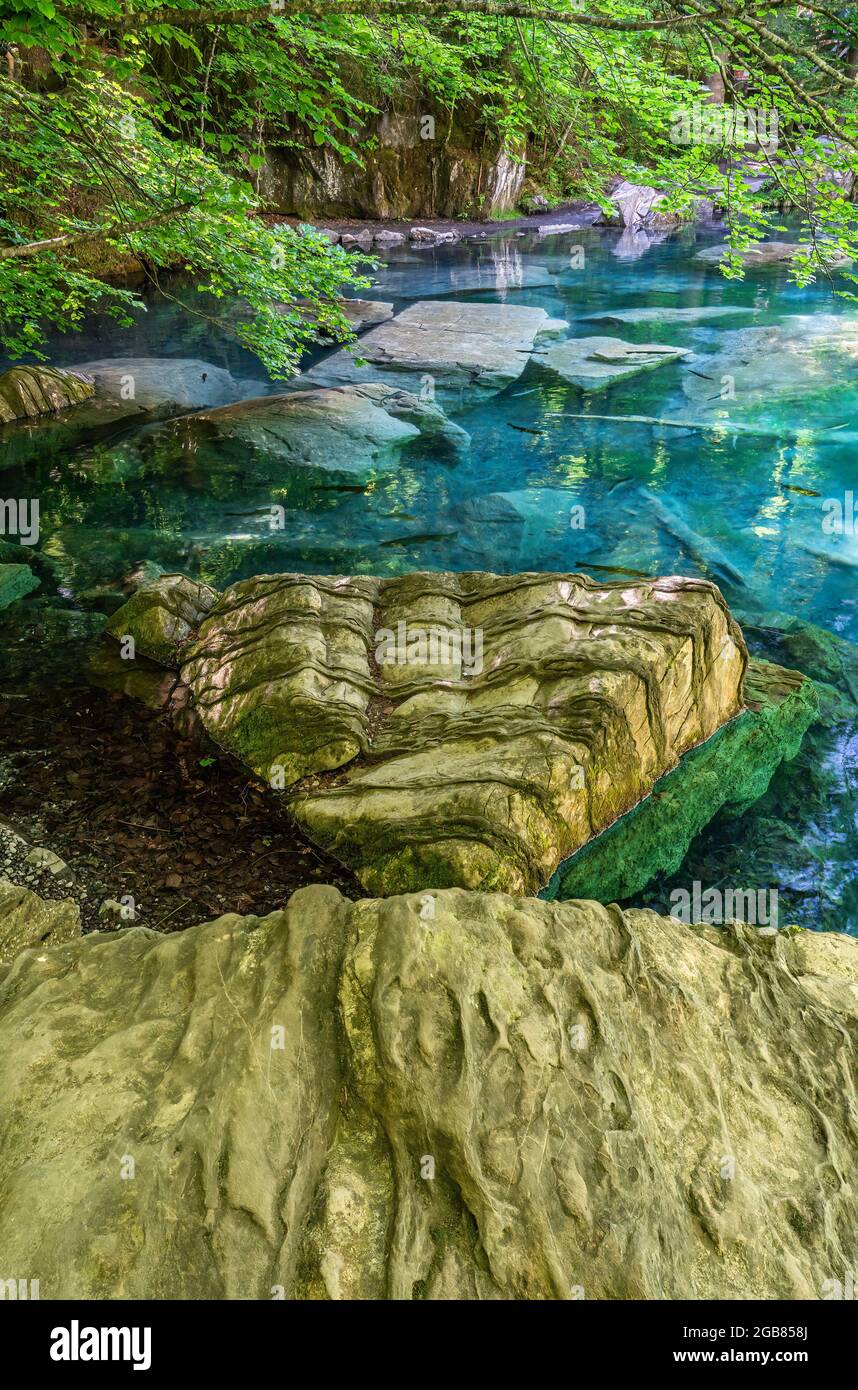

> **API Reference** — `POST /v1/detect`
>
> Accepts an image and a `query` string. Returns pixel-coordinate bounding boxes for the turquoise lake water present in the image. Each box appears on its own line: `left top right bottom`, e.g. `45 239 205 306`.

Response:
2 221 858 931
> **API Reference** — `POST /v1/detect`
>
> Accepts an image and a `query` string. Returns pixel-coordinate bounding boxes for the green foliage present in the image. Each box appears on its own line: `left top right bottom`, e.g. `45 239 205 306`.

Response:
3 2 858 365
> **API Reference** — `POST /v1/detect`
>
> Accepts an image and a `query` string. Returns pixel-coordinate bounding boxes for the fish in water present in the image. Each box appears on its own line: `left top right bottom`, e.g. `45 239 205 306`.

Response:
581 562 652 579
507 423 546 435
608 476 634 493
781 484 821 497
312 483 370 493
380 532 457 548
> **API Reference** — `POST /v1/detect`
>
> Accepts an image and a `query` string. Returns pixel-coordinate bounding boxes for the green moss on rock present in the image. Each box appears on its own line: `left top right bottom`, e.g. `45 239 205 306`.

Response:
0 563 39 611
542 658 818 904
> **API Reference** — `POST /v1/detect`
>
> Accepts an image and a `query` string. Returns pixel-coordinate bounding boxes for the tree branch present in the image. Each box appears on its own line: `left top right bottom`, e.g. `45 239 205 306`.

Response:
0 204 193 260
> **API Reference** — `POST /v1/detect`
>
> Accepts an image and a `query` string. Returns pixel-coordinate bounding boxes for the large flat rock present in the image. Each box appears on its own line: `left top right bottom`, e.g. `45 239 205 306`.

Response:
680 315 858 425
536 335 690 390
114 569 748 895
301 300 569 409
165 381 469 478
1 884 856 1299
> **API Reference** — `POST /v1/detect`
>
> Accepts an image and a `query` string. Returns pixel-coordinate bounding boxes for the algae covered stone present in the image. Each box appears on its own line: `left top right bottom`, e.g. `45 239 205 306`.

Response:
0 563 39 611
0 879 80 964
543 658 818 904
0 884 856 1299
105 573 218 665
130 568 748 894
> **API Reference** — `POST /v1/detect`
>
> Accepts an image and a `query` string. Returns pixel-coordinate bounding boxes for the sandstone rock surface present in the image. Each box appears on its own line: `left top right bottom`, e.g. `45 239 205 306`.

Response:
105 573 218 667
1 884 855 1300
111 569 749 895
0 878 80 964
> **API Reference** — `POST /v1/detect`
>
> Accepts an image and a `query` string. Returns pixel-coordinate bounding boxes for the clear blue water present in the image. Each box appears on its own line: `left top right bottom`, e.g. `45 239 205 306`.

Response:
3 221 858 930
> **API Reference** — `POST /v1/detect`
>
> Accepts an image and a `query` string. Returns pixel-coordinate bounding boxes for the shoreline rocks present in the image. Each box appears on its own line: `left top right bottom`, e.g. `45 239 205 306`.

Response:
1 882 855 1299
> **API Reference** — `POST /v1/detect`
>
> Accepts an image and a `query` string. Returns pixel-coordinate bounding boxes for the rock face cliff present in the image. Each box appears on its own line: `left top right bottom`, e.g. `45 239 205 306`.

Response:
257 103 526 220
1 883 855 1300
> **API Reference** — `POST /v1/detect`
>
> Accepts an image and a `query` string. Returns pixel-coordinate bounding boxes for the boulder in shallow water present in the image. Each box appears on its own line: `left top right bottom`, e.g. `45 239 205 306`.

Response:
537 336 690 390
1 883 856 1299
0 365 94 425
65 357 249 413
0 879 80 964
302 300 569 409
167 381 469 479
107 568 749 894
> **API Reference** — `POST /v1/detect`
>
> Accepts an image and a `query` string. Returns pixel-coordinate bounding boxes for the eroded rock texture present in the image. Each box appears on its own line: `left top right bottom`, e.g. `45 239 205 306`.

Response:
0 879 80 964
0 365 94 425
1 885 855 1300
112 569 748 896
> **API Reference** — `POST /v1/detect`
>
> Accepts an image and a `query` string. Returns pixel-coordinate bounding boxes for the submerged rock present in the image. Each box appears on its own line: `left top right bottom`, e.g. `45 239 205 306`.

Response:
0 364 94 425
67 357 251 413
545 659 818 903
680 315 858 424
0 879 80 964
0 563 39 611
302 300 568 408
1 883 855 1299
695 240 851 268
110 569 748 896
537 336 690 391
166 381 469 479
373 261 559 298
583 306 758 326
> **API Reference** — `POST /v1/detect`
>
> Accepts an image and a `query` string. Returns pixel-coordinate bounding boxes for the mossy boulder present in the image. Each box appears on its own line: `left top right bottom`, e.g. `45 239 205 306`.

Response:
0 365 94 425
0 884 855 1299
0 563 39 611
104 573 218 666
0 879 80 964
109 568 749 896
